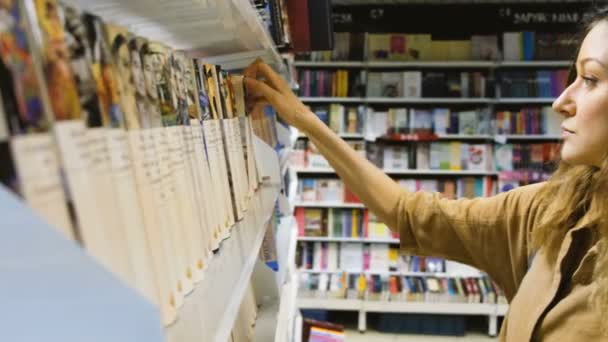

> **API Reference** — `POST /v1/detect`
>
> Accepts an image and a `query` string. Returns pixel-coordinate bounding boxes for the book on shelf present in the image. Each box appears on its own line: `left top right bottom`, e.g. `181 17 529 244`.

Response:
297 177 495 205
298 69 364 97
503 31 577 61
365 71 491 98
499 69 568 98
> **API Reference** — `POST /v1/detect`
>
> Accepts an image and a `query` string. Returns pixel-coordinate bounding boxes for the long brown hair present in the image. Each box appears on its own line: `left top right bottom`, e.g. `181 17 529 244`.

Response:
532 5 608 330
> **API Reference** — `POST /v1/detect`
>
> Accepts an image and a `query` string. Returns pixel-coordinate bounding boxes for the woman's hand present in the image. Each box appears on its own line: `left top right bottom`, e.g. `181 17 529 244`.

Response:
243 59 314 132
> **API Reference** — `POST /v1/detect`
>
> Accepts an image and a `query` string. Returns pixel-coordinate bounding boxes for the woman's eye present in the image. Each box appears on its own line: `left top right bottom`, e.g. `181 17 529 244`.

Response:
582 76 598 86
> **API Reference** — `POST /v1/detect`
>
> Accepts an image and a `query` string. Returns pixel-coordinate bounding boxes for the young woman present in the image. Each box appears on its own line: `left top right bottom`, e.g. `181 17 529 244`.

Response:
244 8 608 341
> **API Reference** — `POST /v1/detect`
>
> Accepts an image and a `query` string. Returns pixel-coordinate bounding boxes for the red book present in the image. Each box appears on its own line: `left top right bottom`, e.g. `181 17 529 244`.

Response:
295 207 306 236
343 187 361 203
362 209 369 238
286 0 311 51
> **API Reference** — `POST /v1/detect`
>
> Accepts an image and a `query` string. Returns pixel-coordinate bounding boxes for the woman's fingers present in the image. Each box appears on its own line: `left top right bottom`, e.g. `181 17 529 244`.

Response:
243 58 263 79
244 77 281 106
244 59 288 92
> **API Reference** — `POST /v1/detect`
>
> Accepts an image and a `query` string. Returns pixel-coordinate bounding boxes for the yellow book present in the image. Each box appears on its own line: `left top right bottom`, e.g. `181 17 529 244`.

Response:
351 209 359 238
450 142 462 170
410 34 432 60
449 40 472 60
342 70 350 97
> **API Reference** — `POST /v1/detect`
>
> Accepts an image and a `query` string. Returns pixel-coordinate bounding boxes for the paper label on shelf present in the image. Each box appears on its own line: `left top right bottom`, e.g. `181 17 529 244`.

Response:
223 118 244 217
231 118 250 208
10 133 75 240
53 120 90 171
89 127 135 287
203 121 226 245
209 119 235 228
106 129 131 175
193 120 220 252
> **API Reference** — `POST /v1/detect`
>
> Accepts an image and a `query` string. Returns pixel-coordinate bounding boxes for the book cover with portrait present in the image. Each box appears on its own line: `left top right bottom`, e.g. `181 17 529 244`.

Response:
1 0 74 239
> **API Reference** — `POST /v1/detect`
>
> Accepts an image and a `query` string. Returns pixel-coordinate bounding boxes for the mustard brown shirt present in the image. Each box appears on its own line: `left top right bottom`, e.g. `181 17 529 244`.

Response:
395 182 603 341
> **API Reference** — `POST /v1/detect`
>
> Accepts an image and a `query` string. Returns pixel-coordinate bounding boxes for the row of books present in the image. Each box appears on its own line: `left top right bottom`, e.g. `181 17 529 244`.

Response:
297 69 363 97
367 71 491 99
296 31 575 62
299 70 567 99
366 142 494 171
299 272 507 305
499 70 569 98
296 208 371 239
295 139 558 174
252 0 291 48
366 34 497 62
313 104 365 135
495 143 560 172
503 32 577 61
297 242 447 274
0 1 265 325
308 105 562 137
297 177 495 205
495 108 563 135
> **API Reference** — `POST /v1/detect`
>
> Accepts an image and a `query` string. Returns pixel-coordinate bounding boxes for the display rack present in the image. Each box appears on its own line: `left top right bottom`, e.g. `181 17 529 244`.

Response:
2 1 300 341
293 54 567 337
298 298 507 336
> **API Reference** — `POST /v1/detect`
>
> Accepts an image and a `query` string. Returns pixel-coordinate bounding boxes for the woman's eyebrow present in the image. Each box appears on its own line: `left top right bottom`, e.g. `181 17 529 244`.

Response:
580 57 608 70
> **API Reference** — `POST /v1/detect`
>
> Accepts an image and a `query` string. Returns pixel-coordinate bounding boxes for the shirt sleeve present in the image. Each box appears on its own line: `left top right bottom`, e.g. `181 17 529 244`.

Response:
394 182 546 300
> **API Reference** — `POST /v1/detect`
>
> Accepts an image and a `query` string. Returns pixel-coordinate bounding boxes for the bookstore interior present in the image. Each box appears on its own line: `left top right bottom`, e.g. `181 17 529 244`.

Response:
0 0 600 341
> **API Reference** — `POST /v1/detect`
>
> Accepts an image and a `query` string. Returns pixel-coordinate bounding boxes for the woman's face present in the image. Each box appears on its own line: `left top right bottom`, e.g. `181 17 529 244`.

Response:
116 43 131 96
553 21 608 167
142 54 158 100
130 50 146 97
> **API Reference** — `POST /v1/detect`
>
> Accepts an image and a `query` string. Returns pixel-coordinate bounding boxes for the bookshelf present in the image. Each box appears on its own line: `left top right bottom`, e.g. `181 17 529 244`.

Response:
168 183 281 342
297 298 505 336
292 21 574 338
1 1 300 342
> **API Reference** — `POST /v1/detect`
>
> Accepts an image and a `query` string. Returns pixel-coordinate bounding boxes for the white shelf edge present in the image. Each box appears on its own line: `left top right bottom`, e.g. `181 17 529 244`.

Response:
298 298 363 311
295 167 498 176
363 301 495 315
299 97 366 103
504 134 561 140
297 236 398 243
497 304 509 316
498 61 571 68
210 184 281 342
294 60 570 68
294 61 366 68
297 269 485 278
251 299 280 342
298 133 364 139
293 201 365 208
366 97 493 104
298 298 498 316
496 98 556 104
298 133 561 141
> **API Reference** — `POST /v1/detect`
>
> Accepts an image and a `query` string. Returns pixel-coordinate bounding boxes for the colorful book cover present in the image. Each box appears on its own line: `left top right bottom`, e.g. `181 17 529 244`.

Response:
83 13 124 128
106 24 140 129
60 3 104 128
28 0 81 121
0 0 50 134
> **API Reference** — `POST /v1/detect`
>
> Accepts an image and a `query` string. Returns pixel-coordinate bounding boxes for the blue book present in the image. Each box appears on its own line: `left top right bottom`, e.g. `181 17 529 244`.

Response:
522 31 535 61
